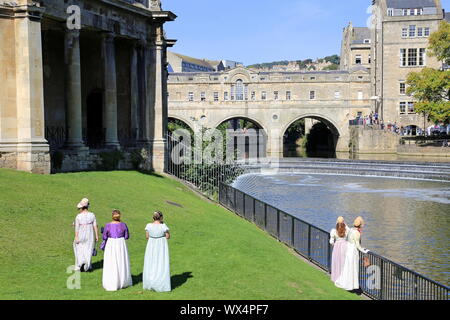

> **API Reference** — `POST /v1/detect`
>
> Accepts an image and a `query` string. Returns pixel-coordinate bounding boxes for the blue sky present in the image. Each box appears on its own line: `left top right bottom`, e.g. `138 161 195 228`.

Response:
164 0 450 65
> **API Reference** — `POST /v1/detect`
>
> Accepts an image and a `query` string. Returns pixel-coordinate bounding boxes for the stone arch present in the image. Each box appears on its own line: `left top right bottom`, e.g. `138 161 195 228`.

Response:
212 115 269 135
167 115 195 132
282 113 342 138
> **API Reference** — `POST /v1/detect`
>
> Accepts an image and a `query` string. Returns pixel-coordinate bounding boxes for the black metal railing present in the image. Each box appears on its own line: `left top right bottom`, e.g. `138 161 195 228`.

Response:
218 182 450 300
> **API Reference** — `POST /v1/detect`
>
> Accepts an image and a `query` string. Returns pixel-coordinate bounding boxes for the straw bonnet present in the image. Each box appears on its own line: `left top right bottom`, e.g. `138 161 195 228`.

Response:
353 216 364 227
77 198 89 209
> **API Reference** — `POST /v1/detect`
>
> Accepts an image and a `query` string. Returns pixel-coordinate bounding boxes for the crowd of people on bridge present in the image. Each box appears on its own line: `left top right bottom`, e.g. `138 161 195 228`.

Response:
73 198 171 292
329 216 370 292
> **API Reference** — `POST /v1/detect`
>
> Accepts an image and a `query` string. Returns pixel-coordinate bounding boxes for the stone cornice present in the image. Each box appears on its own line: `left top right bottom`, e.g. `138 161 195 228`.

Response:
0 3 45 21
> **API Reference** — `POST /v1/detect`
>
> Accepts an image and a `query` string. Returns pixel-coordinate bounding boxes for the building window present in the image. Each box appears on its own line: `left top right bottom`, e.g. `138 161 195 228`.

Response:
409 25 416 37
387 8 394 16
201 92 206 101
368 54 371 64
402 28 408 38
355 55 362 64
364 39 371 44
399 102 406 114
358 91 363 100
309 91 316 100
224 92 229 101
403 9 408 16
408 102 415 114
188 92 194 102
274 91 279 100
400 49 407 66
251 91 256 100
310 76 316 80
213 92 219 102
286 91 291 101
424 27 430 36
408 48 418 66
417 27 423 37
400 82 406 95
409 9 414 16
235 80 244 101
261 91 267 100
334 91 341 99
419 48 426 66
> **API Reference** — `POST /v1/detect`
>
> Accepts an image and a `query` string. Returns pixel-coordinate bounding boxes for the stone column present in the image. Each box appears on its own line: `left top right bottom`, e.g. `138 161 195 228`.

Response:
101 33 120 149
64 29 86 149
150 38 168 173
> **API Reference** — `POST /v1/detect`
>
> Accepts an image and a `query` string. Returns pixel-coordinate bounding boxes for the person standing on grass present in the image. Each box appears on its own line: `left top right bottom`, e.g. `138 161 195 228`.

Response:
101 210 132 291
335 216 369 291
143 211 171 292
73 198 98 272
329 216 349 283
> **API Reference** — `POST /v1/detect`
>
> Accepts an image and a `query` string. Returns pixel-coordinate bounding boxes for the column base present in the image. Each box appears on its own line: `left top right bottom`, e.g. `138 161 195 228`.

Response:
151 139 167 173
0 142 50 174
103 142 121 150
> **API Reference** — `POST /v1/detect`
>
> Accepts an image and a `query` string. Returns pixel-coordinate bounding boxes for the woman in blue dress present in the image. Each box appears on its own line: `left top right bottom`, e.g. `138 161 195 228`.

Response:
143 211 171 292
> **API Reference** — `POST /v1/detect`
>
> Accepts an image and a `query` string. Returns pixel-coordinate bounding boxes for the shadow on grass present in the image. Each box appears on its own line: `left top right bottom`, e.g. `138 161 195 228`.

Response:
171 272 193 290
91 259 104 271
132 273 143 285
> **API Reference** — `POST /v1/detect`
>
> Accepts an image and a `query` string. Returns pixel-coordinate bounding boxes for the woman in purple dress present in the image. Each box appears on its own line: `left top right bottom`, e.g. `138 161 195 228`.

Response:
329 216 349 283
101 210 132 291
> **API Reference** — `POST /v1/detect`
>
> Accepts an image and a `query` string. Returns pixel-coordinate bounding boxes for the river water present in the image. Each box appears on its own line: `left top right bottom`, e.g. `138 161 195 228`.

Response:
233 173 450 286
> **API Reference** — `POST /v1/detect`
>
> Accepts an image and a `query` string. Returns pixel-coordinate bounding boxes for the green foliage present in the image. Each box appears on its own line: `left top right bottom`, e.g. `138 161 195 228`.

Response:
247 60 289 69
323 64 339 71
129 149 144 170
0 170 360 299
323 54 340 65
406 68 450 124
428 21 450 65
97 150 125 171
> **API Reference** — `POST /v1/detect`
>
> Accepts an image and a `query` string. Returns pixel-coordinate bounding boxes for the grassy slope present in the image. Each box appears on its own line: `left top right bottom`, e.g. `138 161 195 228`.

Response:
0 169 358 300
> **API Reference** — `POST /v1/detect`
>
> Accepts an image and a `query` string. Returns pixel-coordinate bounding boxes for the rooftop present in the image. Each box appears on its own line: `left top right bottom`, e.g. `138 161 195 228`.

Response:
386 0 436 9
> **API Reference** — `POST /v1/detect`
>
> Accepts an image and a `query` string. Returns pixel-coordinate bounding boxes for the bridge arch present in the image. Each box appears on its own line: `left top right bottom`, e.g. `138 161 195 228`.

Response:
167 116 195 133
282 113 342 158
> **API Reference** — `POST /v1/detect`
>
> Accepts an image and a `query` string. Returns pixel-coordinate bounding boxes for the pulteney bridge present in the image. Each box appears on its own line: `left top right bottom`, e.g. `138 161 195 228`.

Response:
167 66 372 157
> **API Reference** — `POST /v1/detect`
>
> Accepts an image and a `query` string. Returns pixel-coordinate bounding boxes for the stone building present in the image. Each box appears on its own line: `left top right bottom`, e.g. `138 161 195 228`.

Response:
340 23 372 71
0 0 176 174
369 0 449 128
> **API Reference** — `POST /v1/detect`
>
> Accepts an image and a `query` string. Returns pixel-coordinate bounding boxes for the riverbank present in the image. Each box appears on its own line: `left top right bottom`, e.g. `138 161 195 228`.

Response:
0 169 358 300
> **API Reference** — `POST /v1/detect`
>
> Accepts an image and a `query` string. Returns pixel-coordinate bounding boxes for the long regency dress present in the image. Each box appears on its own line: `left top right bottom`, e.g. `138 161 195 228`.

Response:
73 212 97 271
329 226 349 283
335 227 369 290
143 223 171 292
102 222 133 291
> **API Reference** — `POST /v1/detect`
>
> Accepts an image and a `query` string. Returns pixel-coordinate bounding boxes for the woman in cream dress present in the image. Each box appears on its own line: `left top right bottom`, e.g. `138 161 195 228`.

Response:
329 216 350 283
73 198 99 272
143 211 171 292
335 216 369 291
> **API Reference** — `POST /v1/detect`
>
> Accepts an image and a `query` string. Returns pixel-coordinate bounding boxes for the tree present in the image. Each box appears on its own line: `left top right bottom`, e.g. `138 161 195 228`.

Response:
428 21 450 65
406 21 450 124
323 64 339 71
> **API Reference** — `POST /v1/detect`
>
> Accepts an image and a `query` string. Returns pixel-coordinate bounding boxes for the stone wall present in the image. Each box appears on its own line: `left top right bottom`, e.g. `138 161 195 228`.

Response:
52 147 154 173
349 126 399 154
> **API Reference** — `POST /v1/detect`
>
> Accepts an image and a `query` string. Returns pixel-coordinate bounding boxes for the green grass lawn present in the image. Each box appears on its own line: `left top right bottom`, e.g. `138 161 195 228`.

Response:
0 169 359 300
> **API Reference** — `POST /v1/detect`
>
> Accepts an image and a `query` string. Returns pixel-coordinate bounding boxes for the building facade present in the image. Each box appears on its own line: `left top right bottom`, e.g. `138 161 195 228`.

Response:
0 0 176 174
370 0 448 127
168 66 372 156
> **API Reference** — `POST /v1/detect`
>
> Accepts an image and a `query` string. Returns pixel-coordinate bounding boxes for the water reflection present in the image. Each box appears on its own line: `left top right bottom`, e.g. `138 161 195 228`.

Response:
233 173 450 286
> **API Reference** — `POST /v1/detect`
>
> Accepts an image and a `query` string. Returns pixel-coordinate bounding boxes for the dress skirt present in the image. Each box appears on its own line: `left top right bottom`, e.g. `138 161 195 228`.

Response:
331 239 347 283
102 238 132 291
73 224 95 271
143 237 171 292
335 243 360 290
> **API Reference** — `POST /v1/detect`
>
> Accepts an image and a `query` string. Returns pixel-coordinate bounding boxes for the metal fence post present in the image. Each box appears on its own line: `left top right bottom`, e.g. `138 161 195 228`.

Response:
291 216 295 247
277 210 280 239
380 259 385 300
233 187 237 213
307 224 311 260
253 198 256 222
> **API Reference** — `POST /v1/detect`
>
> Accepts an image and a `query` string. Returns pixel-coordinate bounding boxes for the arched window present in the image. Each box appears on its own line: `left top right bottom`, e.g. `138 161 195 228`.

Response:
235 80 244 101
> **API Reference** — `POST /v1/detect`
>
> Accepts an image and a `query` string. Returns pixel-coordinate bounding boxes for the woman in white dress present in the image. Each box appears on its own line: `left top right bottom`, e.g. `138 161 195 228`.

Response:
143 211 171 292
329 216 350 283
101 210 133 291
335 216 369 291
73 198 99 272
